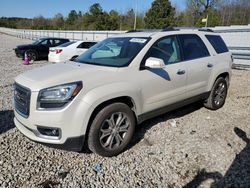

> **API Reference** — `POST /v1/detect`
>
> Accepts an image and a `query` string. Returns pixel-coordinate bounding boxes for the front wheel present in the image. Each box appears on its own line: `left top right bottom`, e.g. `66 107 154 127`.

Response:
87 103 135 157
26 50 37 61
204 77 228 110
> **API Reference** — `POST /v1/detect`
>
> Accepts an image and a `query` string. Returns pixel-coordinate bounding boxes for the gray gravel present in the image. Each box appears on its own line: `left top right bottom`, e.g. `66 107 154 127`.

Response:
0 33 250 188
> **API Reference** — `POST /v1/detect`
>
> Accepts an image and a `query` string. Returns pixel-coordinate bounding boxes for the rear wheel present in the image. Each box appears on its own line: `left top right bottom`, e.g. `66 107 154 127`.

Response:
87 103 135 157
204 77 228 110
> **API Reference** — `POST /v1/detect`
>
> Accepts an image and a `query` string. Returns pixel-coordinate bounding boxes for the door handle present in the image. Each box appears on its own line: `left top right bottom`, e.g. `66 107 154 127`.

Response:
207 63 213 68
177 69 186 75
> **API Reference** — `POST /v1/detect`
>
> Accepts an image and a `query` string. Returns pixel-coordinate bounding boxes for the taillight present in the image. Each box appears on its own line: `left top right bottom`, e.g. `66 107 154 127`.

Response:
56 49 63 54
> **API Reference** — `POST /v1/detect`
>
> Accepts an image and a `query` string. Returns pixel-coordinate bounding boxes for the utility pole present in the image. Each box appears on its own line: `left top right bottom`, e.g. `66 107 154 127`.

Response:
205 14 208 28
134 0 138 30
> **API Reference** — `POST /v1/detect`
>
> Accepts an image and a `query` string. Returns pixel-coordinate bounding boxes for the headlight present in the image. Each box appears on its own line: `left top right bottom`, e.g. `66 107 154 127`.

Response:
37 81 82 109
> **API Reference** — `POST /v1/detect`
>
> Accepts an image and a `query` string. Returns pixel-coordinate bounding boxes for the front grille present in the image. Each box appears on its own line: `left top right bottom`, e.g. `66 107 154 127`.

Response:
14 83 31 118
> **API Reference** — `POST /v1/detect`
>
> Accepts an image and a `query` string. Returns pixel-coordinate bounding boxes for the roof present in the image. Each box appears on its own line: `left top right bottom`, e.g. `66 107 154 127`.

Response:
39 37 69 40
113 28 216 38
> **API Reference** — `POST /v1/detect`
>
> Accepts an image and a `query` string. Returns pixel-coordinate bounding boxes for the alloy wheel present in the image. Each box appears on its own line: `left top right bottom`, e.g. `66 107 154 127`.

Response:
99 112 130 150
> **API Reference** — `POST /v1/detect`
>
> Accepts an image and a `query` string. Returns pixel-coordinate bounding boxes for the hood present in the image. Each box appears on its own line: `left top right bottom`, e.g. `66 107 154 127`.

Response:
17 44 35 49
15 62 118 91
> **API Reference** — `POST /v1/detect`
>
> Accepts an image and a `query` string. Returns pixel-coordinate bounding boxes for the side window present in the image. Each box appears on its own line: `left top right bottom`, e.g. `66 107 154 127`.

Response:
179 34 210 61
47 39 53 47
205 35 229 54
78 42 96 49
54 39 62 46
144 35 181 65
40 40 48 45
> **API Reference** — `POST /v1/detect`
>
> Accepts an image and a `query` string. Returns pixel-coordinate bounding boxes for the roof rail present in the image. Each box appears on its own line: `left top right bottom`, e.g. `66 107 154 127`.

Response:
126 27 214 33
126 30 143 33
126 29 162 33
198 28 214 32
161 27 179 32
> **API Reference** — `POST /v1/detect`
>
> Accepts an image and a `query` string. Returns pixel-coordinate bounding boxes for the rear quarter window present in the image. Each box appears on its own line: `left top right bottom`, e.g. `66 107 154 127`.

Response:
205 35 229 54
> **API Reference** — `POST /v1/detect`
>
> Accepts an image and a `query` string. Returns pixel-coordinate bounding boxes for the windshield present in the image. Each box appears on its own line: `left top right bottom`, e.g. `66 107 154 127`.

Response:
74 37 150 67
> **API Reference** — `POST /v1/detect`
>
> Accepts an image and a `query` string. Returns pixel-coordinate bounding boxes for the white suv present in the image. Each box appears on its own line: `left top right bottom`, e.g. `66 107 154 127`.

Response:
14 29 232 157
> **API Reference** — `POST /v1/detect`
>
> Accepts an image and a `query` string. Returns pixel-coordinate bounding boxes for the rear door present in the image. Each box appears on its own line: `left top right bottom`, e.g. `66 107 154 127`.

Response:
138 35 187 113
178 34 213 98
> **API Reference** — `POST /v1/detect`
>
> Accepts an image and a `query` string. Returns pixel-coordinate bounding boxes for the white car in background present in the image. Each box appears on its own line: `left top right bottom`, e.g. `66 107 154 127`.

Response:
48 41 97 63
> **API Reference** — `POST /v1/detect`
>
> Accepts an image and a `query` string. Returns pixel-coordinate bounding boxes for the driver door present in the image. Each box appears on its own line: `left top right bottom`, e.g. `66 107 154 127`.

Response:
137 35 187 113
39 39 52 58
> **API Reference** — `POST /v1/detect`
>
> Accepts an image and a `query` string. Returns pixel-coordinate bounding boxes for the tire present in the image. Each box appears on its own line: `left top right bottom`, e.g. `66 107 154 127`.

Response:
87 103 135 157
204 77 228 110
26 50 37 61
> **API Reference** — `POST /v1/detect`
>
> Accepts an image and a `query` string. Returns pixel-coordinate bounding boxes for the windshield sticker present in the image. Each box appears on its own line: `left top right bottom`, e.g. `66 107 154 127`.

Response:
129 38 147 43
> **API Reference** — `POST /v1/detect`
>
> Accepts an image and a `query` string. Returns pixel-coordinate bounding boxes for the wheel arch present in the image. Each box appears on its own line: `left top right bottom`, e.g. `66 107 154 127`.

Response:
208 71 231 91
88 96 137 127
83 96 138 149
215 72 230 85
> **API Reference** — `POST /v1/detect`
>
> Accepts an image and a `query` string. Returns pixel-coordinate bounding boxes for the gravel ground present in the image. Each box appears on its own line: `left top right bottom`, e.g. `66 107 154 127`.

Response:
0 33 250 188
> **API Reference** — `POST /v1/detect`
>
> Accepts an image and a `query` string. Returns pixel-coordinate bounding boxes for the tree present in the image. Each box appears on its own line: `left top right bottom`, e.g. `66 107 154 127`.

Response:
120 9 136 30
219 0 250 26
109 10 120 30
89 3 103 16
84 3 105 30
144 0 175 29
67 10 78 26
52 13 64 29
32 16 49 29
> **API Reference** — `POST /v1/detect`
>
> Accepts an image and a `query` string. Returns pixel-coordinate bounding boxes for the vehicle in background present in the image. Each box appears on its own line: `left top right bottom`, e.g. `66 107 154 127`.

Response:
14 38 70 61
48 41 97 63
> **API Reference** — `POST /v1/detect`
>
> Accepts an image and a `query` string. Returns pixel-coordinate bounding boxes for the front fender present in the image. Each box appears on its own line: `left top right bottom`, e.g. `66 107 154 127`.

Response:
82 82 143 116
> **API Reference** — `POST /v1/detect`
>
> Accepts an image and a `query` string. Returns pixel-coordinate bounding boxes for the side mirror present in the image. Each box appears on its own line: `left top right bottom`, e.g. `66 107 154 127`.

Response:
145 57 165 69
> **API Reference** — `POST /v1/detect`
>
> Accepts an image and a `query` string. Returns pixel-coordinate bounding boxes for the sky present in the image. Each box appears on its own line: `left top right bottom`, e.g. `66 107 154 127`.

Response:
0 0 186 18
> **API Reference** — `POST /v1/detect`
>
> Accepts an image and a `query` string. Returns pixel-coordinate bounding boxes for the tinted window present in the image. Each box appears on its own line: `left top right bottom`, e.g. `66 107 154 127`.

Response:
54 39 62 46
205 35 229 54
77 42 97 49
144 35 181 65
59 41 76 47
179 34 210 61
40 40 48 45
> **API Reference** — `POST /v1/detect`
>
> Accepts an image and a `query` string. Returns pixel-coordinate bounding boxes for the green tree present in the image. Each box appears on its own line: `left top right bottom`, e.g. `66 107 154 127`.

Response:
89 3 103 16
144 0 175 29
109 10 120 30
67 10 78 27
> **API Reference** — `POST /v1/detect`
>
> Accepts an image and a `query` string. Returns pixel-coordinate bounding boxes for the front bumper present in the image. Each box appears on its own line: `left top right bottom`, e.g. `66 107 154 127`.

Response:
14 117 85 151
14 48 25 58
14 89 94 151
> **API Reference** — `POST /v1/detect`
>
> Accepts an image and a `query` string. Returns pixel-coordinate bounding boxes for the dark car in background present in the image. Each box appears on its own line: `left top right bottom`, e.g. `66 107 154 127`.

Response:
14 37 70 61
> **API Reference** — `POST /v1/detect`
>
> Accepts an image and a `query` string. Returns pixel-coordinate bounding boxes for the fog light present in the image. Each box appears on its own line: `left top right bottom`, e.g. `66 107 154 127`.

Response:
37 127 60 137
